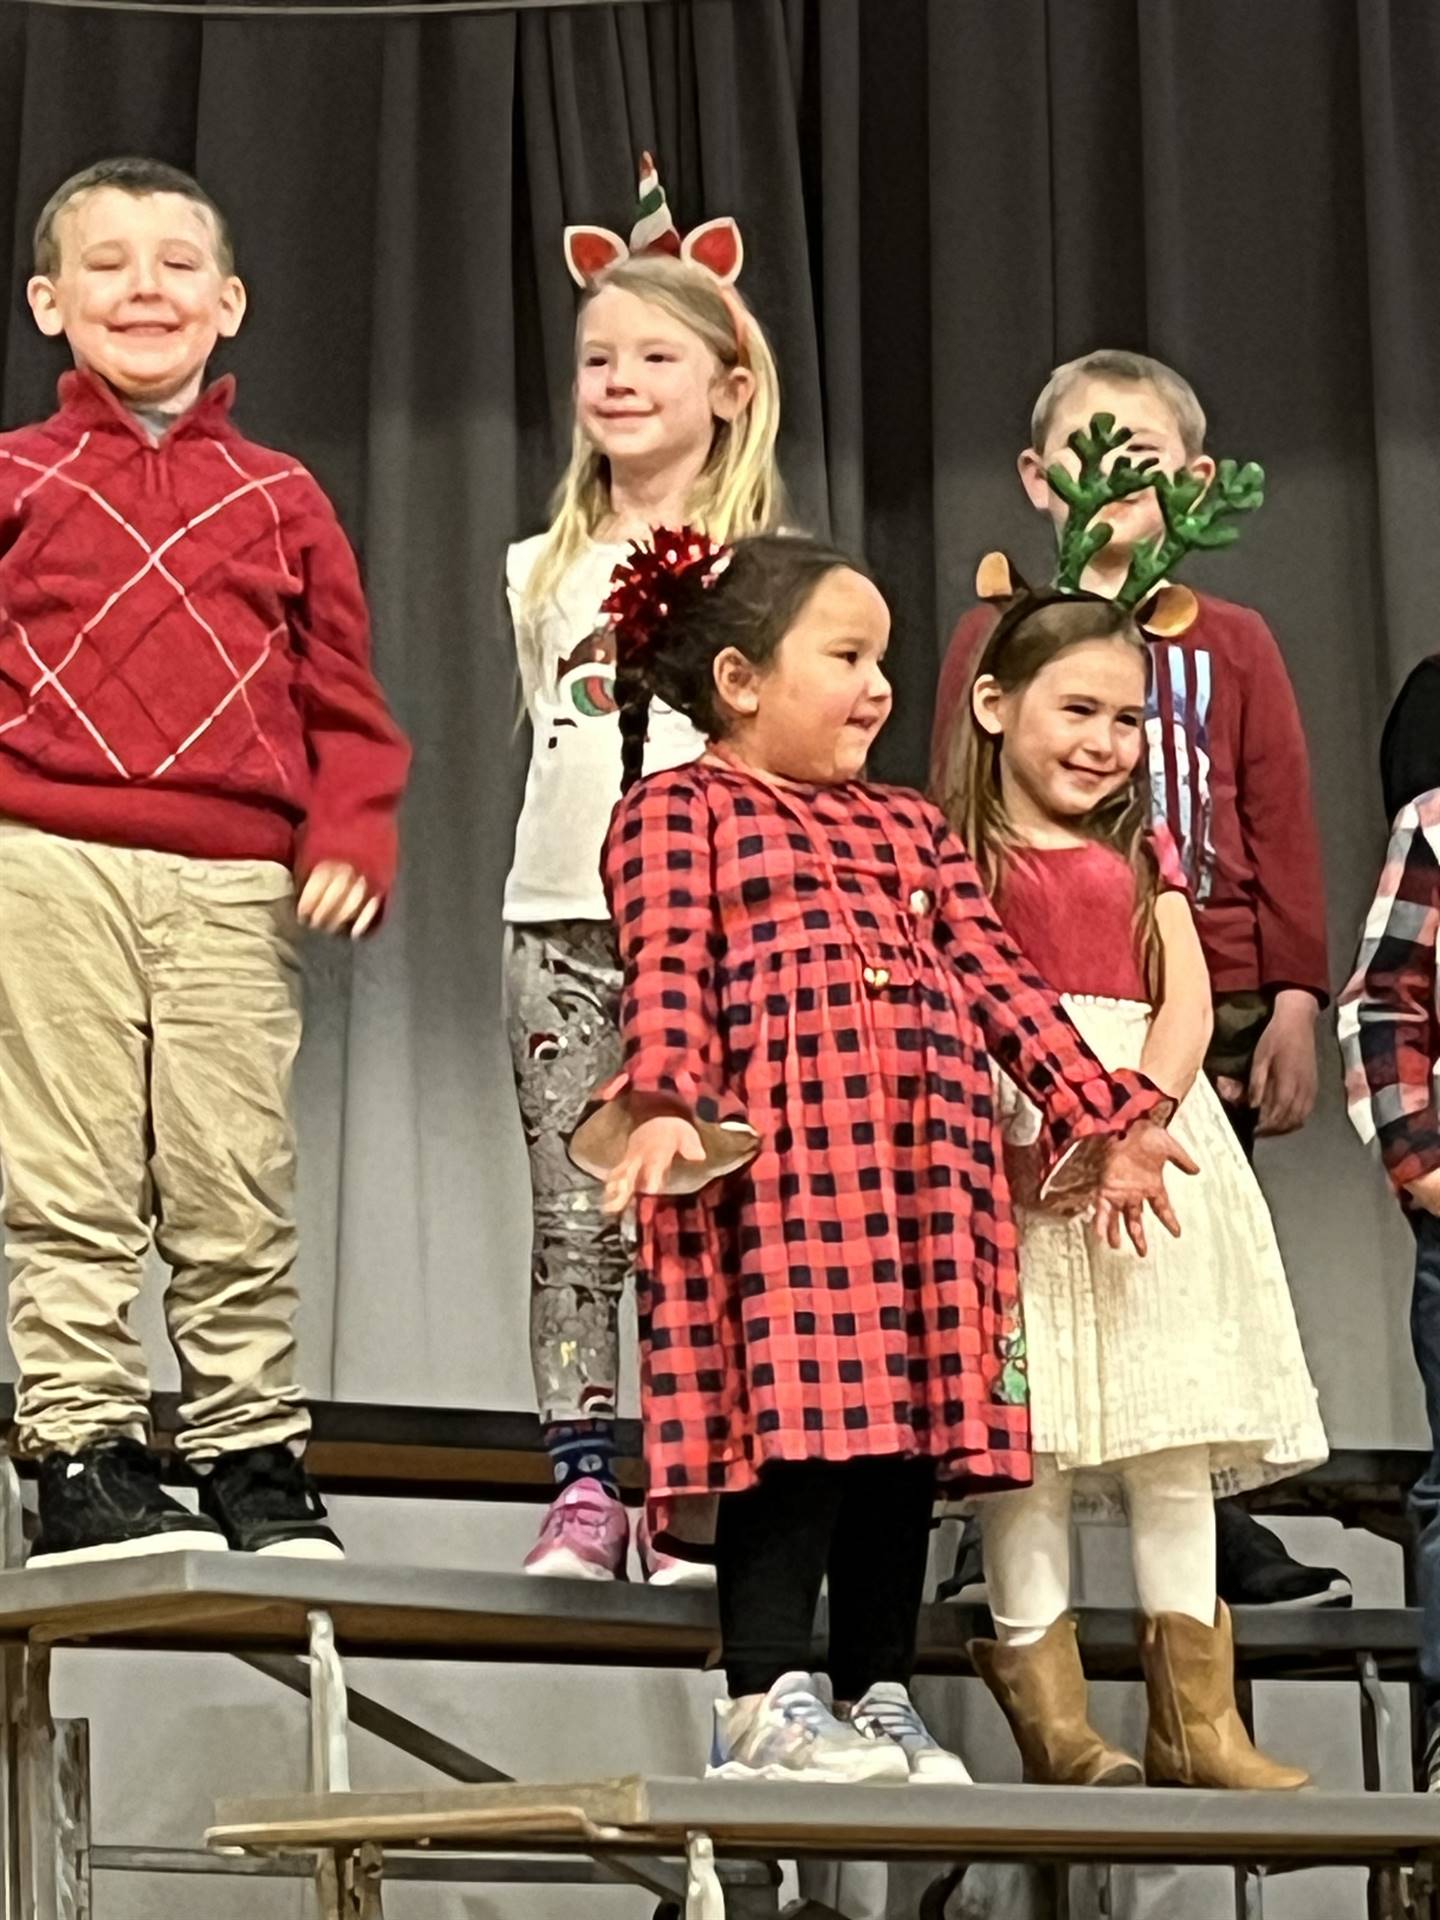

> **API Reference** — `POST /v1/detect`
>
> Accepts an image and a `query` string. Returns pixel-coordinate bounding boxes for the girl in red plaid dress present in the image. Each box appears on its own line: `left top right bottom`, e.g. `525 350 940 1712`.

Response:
572 530 1194 1784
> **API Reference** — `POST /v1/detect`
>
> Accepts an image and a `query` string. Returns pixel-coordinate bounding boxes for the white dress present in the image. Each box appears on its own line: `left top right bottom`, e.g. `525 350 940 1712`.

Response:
991 843 1327 1506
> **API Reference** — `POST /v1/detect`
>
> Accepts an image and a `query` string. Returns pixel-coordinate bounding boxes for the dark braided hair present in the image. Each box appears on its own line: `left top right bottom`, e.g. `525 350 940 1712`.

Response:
615 533 868 793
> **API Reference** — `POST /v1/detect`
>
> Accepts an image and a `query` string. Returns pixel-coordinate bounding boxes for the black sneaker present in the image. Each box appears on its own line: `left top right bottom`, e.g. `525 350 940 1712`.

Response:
198 1445 344 1559
1216 1501 1352 1610
29 1437 228 1569
1422 1700 1440 1794
936 1522 988 1604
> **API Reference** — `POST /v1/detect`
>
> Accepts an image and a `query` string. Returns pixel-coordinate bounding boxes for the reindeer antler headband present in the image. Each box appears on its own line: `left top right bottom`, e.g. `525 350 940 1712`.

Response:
564 151 744 291
976 411 1265 640
1049 413 1264 610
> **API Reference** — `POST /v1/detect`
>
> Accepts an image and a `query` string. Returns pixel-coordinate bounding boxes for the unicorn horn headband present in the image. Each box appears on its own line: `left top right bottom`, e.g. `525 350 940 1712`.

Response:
564 151 745 290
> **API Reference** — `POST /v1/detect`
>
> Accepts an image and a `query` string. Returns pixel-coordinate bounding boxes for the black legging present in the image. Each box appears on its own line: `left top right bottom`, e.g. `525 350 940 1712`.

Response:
715 1455 937 1700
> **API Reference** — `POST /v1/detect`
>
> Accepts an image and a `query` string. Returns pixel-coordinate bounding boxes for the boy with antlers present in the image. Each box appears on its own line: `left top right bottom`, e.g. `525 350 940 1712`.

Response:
931 350 1343 1613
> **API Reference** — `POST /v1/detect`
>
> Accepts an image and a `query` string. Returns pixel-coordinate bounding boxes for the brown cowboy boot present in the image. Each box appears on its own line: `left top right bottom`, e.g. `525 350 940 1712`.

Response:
1141 1601 1309 1789
969 1615 1143 1786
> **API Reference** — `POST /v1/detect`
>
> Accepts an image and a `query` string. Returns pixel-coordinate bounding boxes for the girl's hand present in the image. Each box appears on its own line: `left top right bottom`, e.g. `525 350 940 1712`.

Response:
1406 1169 1440 1218
1092 1122 1199 1256
298 861 383 939
603 1115 706 1215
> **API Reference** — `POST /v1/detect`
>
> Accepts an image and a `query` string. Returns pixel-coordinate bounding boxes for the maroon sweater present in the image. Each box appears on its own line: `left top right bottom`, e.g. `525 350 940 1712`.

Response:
0 371 409 894
932 592 1329 1002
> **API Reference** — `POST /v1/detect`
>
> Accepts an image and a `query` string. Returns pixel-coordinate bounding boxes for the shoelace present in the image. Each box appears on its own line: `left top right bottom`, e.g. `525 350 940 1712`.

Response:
852 1694 929 1745
776 1686 844 1737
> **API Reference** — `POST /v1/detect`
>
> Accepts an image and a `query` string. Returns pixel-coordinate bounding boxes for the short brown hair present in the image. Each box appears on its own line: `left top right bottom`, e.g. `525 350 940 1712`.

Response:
1031 349 1207 460
33 158 234 278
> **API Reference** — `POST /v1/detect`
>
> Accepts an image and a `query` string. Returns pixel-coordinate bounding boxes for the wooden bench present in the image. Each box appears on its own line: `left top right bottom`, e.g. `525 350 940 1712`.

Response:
205 1774 1440 1920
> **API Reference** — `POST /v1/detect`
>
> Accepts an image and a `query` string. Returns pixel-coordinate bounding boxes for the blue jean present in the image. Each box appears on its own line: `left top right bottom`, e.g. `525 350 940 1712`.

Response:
1409 1210 1440 1693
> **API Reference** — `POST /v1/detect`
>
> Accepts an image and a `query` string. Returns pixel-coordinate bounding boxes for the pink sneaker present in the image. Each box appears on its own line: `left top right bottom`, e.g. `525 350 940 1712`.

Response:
637 1510 716 1589
523 1480 629 1580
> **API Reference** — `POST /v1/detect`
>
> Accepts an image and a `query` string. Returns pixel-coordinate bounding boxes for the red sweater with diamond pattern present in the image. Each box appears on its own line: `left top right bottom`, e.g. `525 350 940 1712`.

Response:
0 371 410 894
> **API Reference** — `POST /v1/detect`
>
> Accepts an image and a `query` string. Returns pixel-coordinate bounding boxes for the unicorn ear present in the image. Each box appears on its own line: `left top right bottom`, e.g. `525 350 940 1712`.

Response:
976 552 1027 602
1135 583 1198 637
682 217 744 285
564 226 629 287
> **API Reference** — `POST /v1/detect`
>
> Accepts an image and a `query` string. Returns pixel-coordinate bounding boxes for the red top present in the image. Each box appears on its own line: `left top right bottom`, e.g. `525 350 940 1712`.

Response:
0 371 410 894
931 594 1329 1003
997 839 1184 1004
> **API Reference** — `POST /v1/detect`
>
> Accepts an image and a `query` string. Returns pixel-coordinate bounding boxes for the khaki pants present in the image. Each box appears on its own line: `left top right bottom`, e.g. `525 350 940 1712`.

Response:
0 825 309 1460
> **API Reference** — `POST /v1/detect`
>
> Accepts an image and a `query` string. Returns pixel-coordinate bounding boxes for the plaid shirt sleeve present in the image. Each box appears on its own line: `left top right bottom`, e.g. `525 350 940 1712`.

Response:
1337 793 1440 1193
931 822 1169 1179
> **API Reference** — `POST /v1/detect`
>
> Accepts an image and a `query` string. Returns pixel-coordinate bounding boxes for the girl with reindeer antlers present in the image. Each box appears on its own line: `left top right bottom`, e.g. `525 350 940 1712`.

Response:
505 155 784 1586
938 417 1327 1791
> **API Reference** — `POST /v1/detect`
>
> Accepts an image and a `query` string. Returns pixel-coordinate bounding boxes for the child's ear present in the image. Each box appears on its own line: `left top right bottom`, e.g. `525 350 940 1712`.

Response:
26 277 64 339
216 275 247 341
714 645 762 716
971 672 1007 738
1017 447 1053 513
976 552 1027 602
711 363 755 423
1187 452 1218 490
1136 584 1198 637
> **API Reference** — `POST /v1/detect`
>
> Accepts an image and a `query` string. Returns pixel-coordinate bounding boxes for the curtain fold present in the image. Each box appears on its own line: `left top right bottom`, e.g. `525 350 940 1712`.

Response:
0 0 1433 1448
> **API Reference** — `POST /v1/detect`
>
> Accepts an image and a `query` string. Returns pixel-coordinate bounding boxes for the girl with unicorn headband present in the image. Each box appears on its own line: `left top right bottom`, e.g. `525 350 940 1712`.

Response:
504 155 786 1584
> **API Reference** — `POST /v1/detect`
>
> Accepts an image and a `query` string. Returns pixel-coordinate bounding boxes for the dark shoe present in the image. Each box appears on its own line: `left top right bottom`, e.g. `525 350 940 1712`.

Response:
1216 1502 1351 1609
29 1437 228 1569
198 1445 343 1559
1421 1697 1440 1793
937 1522 988 1604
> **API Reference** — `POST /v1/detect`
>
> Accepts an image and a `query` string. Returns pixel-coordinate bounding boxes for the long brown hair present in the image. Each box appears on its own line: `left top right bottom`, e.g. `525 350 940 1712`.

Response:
936 592 1165 994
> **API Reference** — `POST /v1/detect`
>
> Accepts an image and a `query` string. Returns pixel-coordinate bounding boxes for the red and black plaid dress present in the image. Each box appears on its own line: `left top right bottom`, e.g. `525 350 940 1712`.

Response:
581 759 1163 1537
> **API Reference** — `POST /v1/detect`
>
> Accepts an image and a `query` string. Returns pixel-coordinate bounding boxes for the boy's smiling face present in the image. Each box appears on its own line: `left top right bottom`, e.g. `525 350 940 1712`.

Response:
1019 374 1215 565
27 187 246 413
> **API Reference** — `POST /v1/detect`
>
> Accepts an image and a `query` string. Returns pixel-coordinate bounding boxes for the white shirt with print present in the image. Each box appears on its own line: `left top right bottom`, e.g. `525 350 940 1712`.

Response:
502 534 706 923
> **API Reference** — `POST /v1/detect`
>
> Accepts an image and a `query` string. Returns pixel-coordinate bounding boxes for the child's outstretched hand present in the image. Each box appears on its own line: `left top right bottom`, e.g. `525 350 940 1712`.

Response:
297 861 383 939
1092 1121 1199 1256
1406 1169 1440 1218
603 1114 707 1216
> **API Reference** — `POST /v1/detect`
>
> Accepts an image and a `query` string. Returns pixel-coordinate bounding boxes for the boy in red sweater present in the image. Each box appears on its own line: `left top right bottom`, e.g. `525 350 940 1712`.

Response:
932 350 1344 1610
0 158 410 1566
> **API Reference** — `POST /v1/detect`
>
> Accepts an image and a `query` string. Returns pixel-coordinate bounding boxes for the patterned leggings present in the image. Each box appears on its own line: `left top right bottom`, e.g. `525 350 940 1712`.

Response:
504 921 629 1426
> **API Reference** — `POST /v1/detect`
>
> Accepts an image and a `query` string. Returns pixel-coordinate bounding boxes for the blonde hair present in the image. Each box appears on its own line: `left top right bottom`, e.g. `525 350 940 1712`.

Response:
938 594 1166 996
518 253 784 694
1031 349 1207 461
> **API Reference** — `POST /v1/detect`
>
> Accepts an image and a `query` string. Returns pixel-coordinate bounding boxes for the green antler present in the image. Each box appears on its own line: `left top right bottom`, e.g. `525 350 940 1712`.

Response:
1048 413 1160 591
1116 457 1265 611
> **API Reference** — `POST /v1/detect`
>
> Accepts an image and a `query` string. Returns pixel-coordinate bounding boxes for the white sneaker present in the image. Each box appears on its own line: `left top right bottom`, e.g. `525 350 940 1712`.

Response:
849 1682 972 1784
707 1671 909 1784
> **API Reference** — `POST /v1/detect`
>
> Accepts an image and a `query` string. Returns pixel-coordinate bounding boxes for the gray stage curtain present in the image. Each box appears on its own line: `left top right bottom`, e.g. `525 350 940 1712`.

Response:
0 0 1435 1496
1 8 1437 1918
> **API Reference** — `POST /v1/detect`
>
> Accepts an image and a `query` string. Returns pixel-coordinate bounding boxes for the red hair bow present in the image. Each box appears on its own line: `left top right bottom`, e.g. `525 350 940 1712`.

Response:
602 527 732 661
